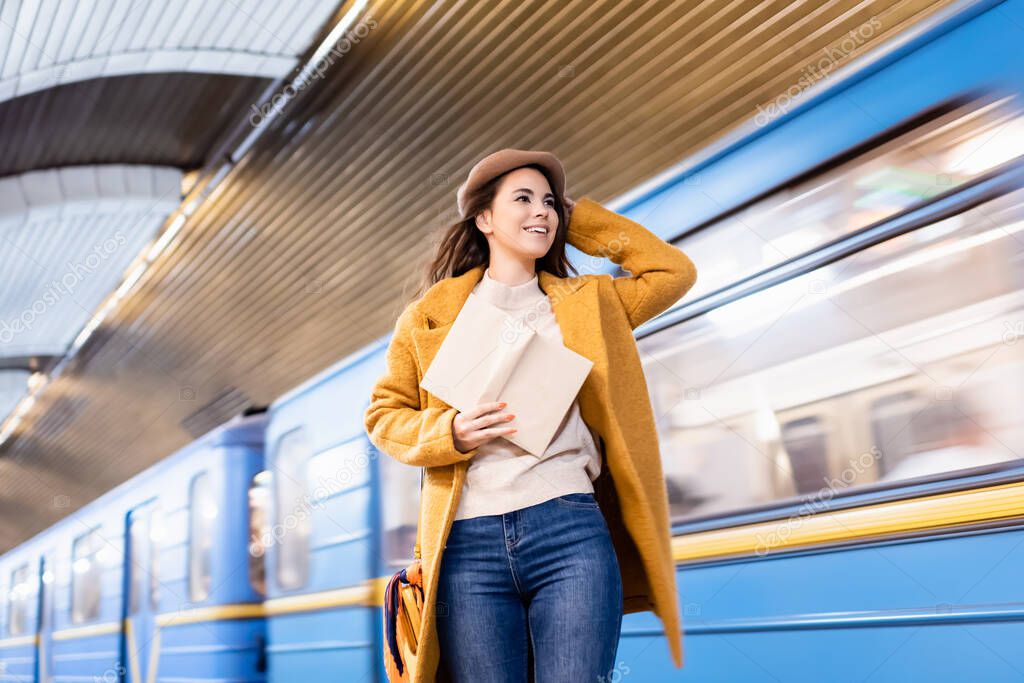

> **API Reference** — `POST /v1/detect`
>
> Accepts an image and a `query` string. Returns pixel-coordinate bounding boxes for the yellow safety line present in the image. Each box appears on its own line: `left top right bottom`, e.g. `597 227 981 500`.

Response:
51 621 120 641
0 634 38 649
155 603 265 627
262 584 375 616
672 480 1024 563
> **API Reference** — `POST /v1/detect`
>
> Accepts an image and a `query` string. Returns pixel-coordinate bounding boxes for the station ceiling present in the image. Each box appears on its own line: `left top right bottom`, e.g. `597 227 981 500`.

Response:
0 0 958 551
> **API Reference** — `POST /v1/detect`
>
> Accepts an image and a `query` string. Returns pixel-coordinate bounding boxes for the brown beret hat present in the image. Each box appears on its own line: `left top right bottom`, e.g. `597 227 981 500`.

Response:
456 148 566 218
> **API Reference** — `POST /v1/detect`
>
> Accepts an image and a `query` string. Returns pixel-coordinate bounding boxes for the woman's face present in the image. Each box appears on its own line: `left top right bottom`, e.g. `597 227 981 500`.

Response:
475 167 558 264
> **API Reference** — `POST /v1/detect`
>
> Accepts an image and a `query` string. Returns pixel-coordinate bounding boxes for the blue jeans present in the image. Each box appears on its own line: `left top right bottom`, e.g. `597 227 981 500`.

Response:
436 492 624 682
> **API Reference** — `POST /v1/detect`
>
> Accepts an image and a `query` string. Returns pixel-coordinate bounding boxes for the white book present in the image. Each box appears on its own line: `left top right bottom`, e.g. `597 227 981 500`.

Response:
420 292 593 456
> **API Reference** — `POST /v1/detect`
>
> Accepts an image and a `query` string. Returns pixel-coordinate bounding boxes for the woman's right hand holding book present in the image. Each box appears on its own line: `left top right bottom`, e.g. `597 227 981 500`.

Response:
453 401 517 453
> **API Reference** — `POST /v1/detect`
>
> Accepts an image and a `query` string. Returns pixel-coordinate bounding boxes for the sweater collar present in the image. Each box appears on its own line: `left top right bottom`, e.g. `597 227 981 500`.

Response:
473 268 543 309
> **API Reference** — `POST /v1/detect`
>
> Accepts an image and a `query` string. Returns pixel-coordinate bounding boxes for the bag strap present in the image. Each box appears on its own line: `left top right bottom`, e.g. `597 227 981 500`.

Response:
413 467 424 560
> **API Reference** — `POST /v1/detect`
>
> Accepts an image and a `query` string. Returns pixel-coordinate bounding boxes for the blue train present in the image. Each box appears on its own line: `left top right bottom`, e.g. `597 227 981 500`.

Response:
0 412 266 682
4 0 1024 680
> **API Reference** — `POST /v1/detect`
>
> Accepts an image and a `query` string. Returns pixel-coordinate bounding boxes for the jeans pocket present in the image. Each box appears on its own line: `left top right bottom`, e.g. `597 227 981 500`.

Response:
555 492 600 509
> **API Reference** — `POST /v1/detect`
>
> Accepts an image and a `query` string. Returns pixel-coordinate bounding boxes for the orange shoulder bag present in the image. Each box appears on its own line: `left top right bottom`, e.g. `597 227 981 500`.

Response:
382 468 426 682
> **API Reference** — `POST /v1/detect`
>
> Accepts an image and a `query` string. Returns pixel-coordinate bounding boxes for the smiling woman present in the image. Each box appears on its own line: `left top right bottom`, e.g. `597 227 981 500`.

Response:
366 147 698 683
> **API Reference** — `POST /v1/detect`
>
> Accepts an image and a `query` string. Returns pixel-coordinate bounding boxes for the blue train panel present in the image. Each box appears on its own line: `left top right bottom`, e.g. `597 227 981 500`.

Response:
264 344 384 682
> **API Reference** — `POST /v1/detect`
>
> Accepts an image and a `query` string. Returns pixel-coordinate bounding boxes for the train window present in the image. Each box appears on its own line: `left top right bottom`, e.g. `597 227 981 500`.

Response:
675 96 1024 299
274 429 312 590
872 391 1010 482
128 512 147 614
39 560 54 649
150 508 163 610
869 391 926 477
248 471 271 596
71 529 102 624
306 440 371 497
129 507 164 613
188 472 217 602
7 563 31 636
780 416 834 494
379 447 421 568
640 185 1024 523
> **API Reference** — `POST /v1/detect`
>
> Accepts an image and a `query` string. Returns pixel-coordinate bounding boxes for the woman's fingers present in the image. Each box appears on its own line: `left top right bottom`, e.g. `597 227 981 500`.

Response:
453 403 517 452
468 401 506 418
466 402 514 431
472 425 518 443
478 410 516 430
563 195 575 218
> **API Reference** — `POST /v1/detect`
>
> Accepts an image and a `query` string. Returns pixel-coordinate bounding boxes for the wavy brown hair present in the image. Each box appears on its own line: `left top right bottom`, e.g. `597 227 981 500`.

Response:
408 163 577 304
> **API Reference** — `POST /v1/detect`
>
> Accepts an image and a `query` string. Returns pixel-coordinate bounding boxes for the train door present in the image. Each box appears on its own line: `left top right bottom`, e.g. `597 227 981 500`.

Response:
123 500 160 683
36 551 55 683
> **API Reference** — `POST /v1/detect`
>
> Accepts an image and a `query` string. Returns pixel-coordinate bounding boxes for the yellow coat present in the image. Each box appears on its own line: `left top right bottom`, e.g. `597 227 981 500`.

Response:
364 197 697 682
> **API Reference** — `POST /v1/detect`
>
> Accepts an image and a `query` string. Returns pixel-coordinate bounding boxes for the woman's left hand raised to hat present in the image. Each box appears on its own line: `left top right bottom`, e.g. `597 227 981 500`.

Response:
563 195 576 221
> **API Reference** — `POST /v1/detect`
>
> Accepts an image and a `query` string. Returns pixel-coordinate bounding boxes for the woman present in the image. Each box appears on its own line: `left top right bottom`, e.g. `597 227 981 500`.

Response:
365 148 697 682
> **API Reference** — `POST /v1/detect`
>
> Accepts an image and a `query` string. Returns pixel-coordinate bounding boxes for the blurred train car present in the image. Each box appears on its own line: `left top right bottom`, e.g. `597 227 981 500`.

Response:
6 1 1024 682
0 413 266 682
257 346 386 679
621 0 1024 678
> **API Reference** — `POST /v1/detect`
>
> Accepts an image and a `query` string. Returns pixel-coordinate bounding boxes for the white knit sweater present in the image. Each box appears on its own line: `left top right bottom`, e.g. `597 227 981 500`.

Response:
452 267 602 520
